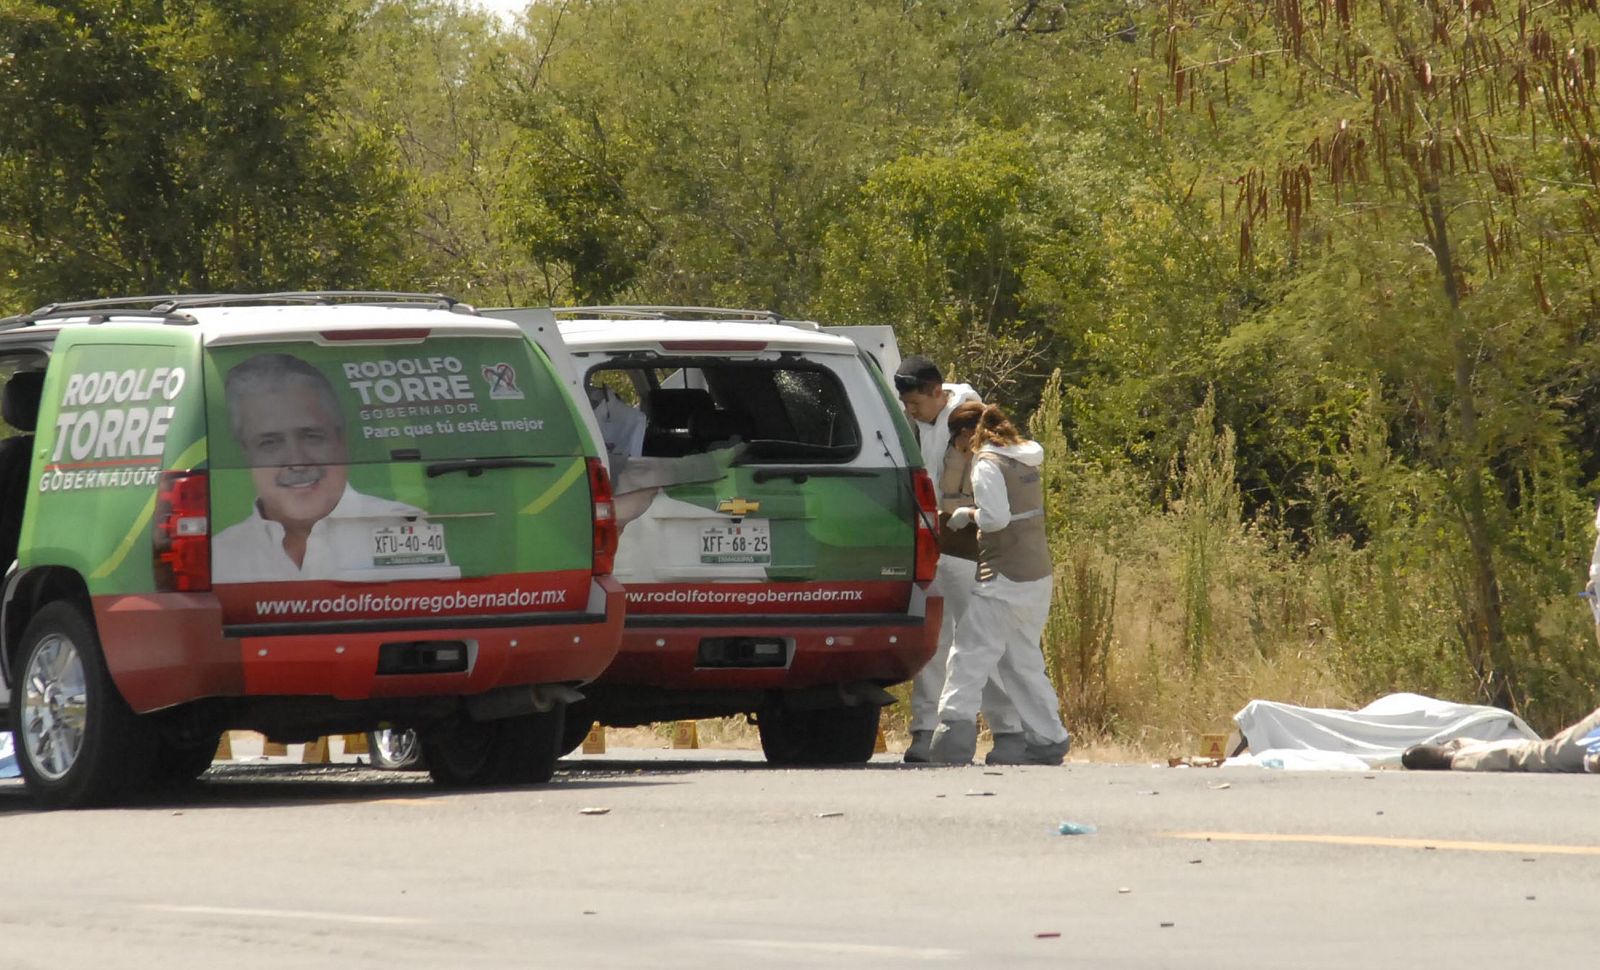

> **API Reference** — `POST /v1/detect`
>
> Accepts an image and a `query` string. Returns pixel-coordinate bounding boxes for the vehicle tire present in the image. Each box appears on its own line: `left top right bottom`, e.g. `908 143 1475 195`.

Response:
9 601 155 808
420 702 565 788
149 731 223 787
758 702 881 766
557 702 595 759
367 728 426 771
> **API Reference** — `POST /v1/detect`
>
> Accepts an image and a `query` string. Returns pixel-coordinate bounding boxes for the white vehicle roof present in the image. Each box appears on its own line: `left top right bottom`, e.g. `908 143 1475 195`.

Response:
558 316 861 357
1 293 518 345
189 304 519 346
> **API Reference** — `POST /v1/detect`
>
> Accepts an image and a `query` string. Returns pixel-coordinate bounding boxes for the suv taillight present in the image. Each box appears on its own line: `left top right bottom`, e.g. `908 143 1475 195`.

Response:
154 470 211 592
911 468 940 584
588 458 618 576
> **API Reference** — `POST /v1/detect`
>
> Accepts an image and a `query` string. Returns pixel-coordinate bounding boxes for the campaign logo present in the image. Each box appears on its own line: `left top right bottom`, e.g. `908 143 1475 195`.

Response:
482 363 523 400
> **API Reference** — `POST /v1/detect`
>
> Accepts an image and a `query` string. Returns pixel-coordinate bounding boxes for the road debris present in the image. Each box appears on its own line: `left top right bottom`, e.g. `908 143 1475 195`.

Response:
578 807 612 816
815 811 844 818
1058 821 1097 836
1207 782 1231 790
1035 932 1061 939
1160 922 1175 928
965 790 996 797
1118 887 1132 894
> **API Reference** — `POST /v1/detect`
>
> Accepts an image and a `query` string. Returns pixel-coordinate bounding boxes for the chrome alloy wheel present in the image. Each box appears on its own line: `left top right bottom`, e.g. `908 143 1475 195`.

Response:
21 633 89 781
372 728 421 766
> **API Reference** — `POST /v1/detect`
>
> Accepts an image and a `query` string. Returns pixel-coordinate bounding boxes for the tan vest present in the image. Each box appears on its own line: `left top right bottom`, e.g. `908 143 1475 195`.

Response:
937 445 980 561
973 451 1052 583
939 445 973 513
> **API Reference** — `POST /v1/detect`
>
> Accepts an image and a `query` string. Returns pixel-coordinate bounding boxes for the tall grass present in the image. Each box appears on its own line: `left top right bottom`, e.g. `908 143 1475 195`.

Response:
1020 379 1596 754
881 375 1597 755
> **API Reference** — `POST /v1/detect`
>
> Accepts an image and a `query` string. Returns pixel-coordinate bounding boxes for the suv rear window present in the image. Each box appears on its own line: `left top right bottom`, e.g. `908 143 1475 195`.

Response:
588 359 860 463
204 334 580 468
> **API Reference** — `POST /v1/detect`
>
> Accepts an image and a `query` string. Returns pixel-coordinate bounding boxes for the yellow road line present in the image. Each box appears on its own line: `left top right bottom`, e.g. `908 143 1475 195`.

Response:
1167 831 1600 856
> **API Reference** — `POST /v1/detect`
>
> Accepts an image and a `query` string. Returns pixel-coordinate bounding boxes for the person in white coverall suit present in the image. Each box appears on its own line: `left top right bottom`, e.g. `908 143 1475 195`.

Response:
928 402 1072 766
893 356 1024 765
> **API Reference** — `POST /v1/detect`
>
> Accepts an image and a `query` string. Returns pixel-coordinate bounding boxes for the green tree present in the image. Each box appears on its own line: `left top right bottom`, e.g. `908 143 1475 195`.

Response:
1160 0 1600 709
505 0 1030 310
0 0 405 309
814 130 1053 399
342 0 561 306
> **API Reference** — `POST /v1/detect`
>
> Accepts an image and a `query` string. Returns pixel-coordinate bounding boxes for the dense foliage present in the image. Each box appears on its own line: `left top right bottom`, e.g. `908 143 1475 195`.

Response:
4 0 1598 739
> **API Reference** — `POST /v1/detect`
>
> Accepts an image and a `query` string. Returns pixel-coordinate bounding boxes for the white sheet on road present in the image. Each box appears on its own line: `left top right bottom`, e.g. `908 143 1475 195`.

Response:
1224 749 1374 771
1229 692 1539 770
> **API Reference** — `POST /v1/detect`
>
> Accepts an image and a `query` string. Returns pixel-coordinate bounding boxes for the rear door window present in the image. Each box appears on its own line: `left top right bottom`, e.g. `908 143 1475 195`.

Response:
202 334 594 622
591 359 860 462
205 335 580 467
591 355 913 600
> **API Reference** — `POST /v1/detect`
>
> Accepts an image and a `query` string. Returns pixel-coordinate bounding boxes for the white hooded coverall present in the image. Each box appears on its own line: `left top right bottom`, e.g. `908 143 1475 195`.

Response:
937 440 1070 749
907 383 1023 736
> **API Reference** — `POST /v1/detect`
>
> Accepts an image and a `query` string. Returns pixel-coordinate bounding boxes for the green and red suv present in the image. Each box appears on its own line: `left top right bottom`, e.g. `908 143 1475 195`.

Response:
534 306 943 764
0 292 624 806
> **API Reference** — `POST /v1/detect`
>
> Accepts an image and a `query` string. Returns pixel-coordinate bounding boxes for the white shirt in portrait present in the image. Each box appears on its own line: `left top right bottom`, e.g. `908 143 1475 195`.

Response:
211 483 460 583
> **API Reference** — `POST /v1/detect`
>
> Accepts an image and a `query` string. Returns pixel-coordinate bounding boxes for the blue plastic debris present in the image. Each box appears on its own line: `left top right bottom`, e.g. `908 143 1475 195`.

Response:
1058 821 1098 836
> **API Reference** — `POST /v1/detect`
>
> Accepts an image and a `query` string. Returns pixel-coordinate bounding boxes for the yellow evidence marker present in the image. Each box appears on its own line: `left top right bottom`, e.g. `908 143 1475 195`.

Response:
1199 732 1230 761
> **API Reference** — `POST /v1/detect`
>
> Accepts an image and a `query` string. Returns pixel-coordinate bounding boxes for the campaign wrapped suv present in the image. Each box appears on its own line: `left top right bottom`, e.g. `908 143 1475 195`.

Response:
0 292 624 806
514 306 942 764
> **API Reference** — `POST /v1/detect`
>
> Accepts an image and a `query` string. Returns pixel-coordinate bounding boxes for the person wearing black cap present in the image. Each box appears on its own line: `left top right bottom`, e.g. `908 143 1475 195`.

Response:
893 355 1025 764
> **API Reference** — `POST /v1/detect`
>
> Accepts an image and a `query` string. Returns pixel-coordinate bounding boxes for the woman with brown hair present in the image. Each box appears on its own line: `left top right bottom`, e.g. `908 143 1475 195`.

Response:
928 402 1072 765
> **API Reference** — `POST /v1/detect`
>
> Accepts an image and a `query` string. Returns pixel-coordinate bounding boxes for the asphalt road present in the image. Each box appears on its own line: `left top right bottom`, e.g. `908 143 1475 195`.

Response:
0 744 1594 969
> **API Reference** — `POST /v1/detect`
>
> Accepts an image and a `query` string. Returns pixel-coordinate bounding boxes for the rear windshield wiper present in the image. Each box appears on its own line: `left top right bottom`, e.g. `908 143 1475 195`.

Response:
751 466 879 484
425 458 555 478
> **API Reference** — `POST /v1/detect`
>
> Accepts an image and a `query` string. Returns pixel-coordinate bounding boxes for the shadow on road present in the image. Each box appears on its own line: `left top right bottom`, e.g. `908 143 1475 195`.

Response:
560 756 941 775
0 761 680 814
0 752 927 813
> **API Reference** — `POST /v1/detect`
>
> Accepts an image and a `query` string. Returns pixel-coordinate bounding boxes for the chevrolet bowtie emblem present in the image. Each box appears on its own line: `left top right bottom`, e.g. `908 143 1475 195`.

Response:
718 498 761 516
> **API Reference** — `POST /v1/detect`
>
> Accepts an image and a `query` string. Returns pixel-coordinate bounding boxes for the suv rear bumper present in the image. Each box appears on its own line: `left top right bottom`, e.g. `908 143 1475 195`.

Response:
598 600 941 691
92 577 626 713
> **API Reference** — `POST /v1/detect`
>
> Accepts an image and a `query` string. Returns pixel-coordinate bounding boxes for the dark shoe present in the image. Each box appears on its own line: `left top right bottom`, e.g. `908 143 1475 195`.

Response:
1019 736 1072 766
1402 743 1455 771
928 720 978 764
903 730 934 764
984 732 1026 765
986 734 1072 766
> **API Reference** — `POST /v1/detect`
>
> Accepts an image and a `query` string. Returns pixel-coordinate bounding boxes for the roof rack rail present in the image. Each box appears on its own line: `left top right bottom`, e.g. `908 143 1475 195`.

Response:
553 305 784 322
0 308 192 332
6 290 473 328
145 291 469 313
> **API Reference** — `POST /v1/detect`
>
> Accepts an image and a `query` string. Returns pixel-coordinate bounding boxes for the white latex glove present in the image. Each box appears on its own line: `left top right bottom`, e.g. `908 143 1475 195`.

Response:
947 506 975 531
